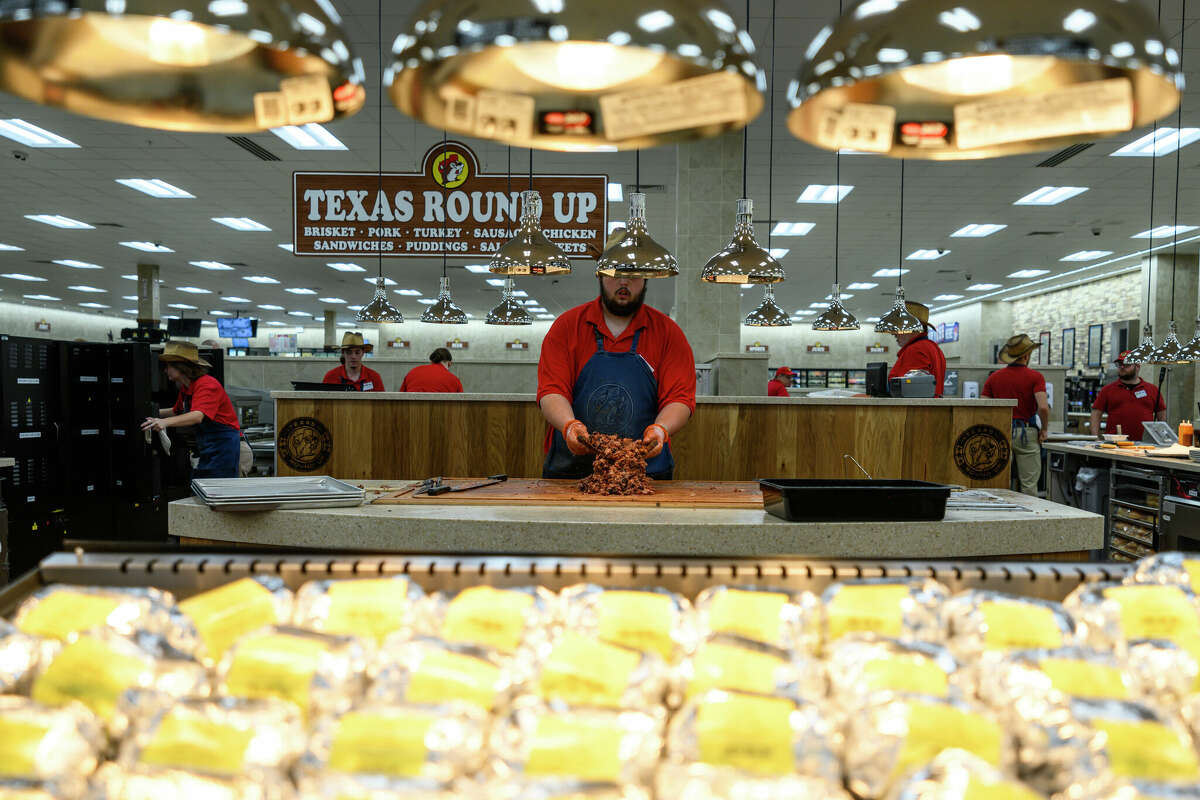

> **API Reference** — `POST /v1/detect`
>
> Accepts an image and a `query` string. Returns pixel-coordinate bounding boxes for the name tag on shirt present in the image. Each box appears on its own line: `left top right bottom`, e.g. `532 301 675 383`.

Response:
1134 389 1147 398
362 381 374 391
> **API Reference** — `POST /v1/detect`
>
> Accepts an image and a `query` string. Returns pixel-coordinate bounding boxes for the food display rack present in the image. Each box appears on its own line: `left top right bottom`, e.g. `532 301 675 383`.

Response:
1107 465 1166 562
0 551 1133 613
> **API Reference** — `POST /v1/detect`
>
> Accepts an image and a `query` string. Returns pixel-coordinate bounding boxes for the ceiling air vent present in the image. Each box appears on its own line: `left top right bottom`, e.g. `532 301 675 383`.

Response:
1036 143 1093 167
227 136 281 161
1026 231 1063 237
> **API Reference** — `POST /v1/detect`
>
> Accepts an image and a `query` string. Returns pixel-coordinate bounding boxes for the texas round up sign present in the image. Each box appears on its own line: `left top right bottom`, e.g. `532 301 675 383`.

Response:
293 141 607 259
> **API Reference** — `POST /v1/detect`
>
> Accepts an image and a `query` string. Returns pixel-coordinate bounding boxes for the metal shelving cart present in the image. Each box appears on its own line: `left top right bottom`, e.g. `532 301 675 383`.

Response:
1107 465 1167 562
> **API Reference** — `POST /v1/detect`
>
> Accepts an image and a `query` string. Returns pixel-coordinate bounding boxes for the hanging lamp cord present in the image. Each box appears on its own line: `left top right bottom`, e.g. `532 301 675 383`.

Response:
1142 0 1164 329
766 0 776 251
441 130 448 279
742 0 750 199
1168 0 1187 322
375 0 383 280
897 159 905 289
528 148 533 191
635 149 640 192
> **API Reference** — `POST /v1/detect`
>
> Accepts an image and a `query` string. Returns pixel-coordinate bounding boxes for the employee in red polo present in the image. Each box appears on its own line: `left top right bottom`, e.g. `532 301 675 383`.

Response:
1090 350 1166 440
983 334 1050 496
401 347 464 392
323 332 384 391
537 274 696 480
768 367 793 397
888 301 946 397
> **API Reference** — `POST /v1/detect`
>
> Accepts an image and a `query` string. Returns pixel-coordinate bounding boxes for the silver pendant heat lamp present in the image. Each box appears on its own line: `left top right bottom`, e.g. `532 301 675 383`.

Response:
485 278 533 326
355 277 404 324
596 192 679 279
1122 326 1157 365
420 277 468 324
744 284 790 327
0 0 364 132
788 0 1181 159
1179 319 1200 362
812 283 860 331
1147 320 1190 365
701 198 785 284
488 190 570 275
874 287 925 335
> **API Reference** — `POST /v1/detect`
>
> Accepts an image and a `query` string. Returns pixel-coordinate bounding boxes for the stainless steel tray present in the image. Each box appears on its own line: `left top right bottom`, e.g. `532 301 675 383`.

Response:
191 476 364 507
0 551 1132 614
202 497 365 512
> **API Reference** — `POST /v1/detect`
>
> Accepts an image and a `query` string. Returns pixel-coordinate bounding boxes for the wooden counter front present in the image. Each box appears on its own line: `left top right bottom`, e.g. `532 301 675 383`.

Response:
272 393 1016 488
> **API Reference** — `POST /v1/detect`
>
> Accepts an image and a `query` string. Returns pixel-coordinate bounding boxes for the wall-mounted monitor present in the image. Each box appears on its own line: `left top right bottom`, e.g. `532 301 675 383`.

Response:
217 317 257 338
166 318 202 337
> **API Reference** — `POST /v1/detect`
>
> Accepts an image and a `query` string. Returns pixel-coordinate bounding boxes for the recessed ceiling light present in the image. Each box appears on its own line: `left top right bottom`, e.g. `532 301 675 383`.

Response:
933 294 964 301
464 264 490 273
120 241 174 253
530 306 548 313
288 310 312 317
417 298 437 305
121 274 137 280
25 214 93 229
68 285 106 293
122 309 137 315
951 224 1006 237
285 287 318 295
163 315 179 320
0 119 78 148
330 262 367 272
190 261 235 271
122 295 137 300
865 316 881 323
337 322 357 328
243 275 280 284
536 313 555 319
278 243 294 252
739 283 753 289
520 299 539 306
793 309 816 315
512 290 529 297
222 296 252 303
967 283 1002 291
78 302 110 309
808 302 828 308
209 310 233 316
363 276 397 286
486 278 506 287
1111 127 1200 157
1008 269 1051 278
797 184 853 203
24 293 60 300
825 292 853 299
846 281 878 290
270 123 347 150
907 249 949 260
1061 250 1113 261
1014 186 1088 206
176 286 212 294
52 259 102 269
318 297 346 303
266 321 287 326
258 304 284 310
0 243 24 251
1132 225 1199 239
768 248 789 259
168 303 197 309
873 268 910 277
213 217 271 231
394 289 422 296
116 178 194 198
3 273 46 281
772 222 815 236
608 183 624 202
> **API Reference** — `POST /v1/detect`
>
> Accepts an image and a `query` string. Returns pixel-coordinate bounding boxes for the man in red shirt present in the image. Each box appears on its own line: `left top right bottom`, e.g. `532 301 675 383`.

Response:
983 334 1050 496
537 274 696 480
1090 350 1166 440
323 332 384 391
140 341 241 478
401 347 464 392
768 367 793 397
887 301 946 397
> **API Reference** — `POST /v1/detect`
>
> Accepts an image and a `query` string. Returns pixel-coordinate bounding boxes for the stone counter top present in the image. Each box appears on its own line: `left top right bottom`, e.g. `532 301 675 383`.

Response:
273 391 1014 407
170 486 1099 559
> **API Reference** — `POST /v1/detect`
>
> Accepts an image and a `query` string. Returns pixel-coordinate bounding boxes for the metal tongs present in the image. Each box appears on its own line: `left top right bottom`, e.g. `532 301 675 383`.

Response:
413 474 508 496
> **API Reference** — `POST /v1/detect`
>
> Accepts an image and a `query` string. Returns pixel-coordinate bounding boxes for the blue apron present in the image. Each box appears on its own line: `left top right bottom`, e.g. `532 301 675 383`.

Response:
543 324 674 480
182 388 241 479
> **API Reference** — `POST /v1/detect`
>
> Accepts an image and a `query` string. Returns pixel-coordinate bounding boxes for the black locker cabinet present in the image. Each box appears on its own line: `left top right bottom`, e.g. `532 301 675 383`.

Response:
60 342 113 539
108 343 167 540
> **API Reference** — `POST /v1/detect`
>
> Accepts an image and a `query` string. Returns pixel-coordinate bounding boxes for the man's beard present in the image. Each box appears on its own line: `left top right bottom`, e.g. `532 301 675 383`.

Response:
600 280 648 317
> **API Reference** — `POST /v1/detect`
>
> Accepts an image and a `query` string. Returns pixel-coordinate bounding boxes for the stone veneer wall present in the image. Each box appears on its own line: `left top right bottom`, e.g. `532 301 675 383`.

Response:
1009 273 1141 371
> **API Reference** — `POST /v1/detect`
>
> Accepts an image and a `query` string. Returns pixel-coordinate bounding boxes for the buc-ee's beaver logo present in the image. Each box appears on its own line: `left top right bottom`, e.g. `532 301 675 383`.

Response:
278 417 333 472
432 149 469 189
954 424 1011 480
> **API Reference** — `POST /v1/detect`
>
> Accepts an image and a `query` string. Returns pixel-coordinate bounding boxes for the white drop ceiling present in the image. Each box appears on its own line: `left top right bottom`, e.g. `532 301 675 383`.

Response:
0 0 1198 327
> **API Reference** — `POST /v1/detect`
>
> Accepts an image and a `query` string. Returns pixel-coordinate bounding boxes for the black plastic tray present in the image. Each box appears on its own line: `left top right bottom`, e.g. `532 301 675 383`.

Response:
758 479 952 522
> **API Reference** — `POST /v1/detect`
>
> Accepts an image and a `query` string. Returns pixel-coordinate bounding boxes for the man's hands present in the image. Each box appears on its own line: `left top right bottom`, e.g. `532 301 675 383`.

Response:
1038 427 1049 444
563 419 593 455
140 416 166 433
642 423 668 458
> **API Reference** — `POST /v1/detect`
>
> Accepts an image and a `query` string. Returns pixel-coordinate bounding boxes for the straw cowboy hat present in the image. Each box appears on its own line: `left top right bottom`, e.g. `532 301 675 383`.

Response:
158 340 211 367
905 301 934 331
339 331 373 352
999 334 1041 364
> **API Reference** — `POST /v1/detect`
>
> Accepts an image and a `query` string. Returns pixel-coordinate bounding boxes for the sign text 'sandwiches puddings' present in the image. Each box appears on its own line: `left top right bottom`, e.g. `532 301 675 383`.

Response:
293 141 607 259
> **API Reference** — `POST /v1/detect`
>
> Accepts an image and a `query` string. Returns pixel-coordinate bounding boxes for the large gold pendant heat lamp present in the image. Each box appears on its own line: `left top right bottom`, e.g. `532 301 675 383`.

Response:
387 0 764 151
0 0 364 131
788 0 1181 159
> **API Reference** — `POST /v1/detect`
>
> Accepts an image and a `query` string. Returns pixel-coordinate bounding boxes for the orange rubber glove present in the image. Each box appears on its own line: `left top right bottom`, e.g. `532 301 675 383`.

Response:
563 419 593 456
642 423 668 458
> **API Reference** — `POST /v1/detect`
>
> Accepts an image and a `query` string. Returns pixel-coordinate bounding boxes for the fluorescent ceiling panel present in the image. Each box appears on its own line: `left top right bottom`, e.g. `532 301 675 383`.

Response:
120 241 174 252
270 123 347 150
950 224 1006 237
115 178 194 198
213 217 271 231
25 214 93 229
797 184 853 203
1013 186 1088 205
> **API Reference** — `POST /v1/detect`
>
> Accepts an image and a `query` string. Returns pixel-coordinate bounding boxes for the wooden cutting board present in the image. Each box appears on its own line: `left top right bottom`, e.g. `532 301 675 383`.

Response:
371 479 763 509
